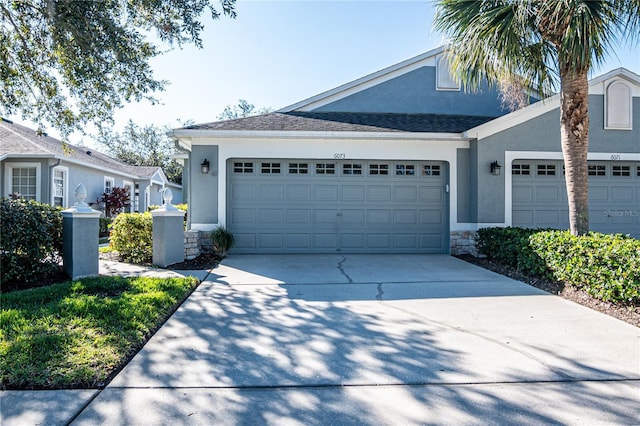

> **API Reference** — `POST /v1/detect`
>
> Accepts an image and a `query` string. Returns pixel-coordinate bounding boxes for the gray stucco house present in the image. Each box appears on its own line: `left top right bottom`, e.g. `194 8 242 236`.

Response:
170 46 639 254
1 119 182 212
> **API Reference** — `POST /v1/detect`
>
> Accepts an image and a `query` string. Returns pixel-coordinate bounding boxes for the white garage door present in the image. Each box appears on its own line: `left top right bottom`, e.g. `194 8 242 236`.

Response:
227 159 449 253
512 160 640 238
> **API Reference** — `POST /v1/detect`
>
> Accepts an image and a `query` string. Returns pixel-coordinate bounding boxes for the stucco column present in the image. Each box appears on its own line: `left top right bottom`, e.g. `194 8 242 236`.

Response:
151 189 187 267
62 183 102 280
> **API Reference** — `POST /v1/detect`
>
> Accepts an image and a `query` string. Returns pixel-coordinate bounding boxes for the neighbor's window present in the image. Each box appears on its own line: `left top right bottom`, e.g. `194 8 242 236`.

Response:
52 167 67 207
11 166 38 200
104 177 114 194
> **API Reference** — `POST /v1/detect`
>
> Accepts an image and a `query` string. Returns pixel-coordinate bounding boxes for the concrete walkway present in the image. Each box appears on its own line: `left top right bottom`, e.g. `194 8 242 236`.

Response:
2 255 639 425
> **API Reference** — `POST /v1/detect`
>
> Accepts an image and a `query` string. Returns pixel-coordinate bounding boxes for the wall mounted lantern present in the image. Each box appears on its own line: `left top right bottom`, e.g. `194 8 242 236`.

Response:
490 161 502 176
200 159 210 174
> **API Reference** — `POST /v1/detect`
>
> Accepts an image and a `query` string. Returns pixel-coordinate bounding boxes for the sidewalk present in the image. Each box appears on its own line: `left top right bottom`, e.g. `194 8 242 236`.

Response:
0 260 211 426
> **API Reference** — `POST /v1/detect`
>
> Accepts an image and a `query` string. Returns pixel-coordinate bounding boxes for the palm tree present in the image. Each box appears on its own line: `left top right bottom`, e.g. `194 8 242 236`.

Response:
434 0 640 235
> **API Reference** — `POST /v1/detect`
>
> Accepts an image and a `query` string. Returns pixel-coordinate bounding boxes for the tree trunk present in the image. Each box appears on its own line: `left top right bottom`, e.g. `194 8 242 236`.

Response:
559 67 590 236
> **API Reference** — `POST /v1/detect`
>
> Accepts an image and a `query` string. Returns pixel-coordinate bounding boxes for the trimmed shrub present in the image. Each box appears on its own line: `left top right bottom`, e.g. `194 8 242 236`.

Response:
210 226 235 256
110 213 152 264
529 231 640 304
476 227 547 274
0 198 63 288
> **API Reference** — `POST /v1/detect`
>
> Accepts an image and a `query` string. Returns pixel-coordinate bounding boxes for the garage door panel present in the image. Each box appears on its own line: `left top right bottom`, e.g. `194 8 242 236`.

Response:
367 186 392 201
394 210 418 225
287 185 311 200
589 186 609 202
394 186 418 202
228 159 448 253
612 186 633 202
421 234 444 250
258 234 284 249
284 234 311 249
368 209 391 224
230 208 256 224
420 187 443 202
513 186 533 202
535 186 560 202
314 185 339 201
286 209 311 223
421 209 443 224
259 184 284 201
341 185 365 201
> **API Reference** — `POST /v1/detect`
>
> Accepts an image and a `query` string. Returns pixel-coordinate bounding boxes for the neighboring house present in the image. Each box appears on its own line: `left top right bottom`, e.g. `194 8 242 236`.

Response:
1 119 182 212
169 46 640 254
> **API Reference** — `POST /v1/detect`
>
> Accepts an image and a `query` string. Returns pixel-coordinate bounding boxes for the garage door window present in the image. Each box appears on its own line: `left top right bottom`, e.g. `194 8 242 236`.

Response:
512 164 531 175
261 162 281 174
395 164 415 176
316 163 336 175
612 165 631 177
537 164 556 176
234 162 254 173
369 164 389 175
289 163 308 174
422 165 441 176
588 165 606 176
637 166 640 177
343 163 362 175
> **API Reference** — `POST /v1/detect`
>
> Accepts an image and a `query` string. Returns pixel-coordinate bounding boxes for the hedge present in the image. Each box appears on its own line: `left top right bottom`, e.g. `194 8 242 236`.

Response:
110 212 153 264
475 227 640 305
1 198 63 288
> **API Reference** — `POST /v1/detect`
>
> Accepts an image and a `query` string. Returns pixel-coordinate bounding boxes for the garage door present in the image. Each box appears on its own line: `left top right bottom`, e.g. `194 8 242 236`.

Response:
512 160 640 238
227 159 449 253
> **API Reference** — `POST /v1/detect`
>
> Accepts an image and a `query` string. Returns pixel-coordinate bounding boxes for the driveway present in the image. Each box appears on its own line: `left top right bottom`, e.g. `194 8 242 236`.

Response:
73 255 639 425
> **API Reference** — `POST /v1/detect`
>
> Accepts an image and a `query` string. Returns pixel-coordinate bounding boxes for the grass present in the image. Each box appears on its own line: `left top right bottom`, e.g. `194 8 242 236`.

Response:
0 275 198 389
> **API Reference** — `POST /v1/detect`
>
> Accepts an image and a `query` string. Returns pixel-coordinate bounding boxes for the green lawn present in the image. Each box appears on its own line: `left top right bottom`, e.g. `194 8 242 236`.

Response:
0 275 198 389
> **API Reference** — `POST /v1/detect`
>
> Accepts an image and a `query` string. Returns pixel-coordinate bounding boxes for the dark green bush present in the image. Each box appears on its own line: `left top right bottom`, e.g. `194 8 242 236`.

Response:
1 198 63 288
529 231 640 304
476 227 540 268
99 217 113 238
110 213 152 264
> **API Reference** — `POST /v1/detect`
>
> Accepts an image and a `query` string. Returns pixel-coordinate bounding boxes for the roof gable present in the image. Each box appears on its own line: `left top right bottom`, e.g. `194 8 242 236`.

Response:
464 68 640 140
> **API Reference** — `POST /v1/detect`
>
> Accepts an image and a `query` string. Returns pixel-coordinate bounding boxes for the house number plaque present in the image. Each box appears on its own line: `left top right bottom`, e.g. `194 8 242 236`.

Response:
333 153 346 159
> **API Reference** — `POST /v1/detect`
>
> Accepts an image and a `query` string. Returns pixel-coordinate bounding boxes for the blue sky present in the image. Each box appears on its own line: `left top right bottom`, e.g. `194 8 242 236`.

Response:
11 1 640 144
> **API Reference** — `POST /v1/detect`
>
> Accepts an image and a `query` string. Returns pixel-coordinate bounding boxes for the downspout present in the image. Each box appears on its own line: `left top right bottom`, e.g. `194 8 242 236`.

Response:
49 158 61 206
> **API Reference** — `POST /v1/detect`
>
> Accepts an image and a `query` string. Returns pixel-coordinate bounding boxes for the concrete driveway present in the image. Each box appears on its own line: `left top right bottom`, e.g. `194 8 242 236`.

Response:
73 254 639 425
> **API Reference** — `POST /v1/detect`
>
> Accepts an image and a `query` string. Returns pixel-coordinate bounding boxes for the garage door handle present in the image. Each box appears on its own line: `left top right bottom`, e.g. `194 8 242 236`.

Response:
336 212 342 216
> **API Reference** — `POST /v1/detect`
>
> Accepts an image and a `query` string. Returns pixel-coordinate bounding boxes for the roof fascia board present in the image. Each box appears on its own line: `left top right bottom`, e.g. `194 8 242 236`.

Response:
466 67 640 140
172 129 469 142
278 46 445 112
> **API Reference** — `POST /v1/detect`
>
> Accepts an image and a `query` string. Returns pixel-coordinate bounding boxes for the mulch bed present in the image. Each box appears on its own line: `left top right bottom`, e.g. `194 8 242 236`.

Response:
455 254 640 328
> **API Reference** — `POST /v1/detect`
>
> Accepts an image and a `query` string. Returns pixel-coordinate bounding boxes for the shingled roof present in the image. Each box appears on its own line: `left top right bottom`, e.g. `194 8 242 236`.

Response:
1 118 164 180
183 112 497 134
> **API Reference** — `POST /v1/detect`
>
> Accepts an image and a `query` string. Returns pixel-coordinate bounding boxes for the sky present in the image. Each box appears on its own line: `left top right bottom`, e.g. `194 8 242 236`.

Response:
8 0 640 146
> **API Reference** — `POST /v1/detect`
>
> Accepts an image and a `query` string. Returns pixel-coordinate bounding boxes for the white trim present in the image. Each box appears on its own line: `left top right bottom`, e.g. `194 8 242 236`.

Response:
279 47 445 112
4 162 42 201
51 165 69 207
503 150 640 226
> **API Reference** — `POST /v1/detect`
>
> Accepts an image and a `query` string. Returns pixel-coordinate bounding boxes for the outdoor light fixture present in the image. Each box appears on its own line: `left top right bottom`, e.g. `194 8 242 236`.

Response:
490 161 502 176
200 158 210 174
